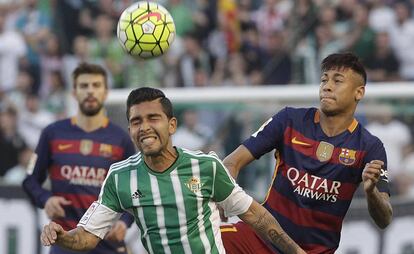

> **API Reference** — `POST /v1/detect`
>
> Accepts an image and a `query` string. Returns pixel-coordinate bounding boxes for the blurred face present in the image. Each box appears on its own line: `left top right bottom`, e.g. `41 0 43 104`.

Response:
319 68 365 116
395 3 410 22
376 32 390 49
73 74 107 116
128 100 177 156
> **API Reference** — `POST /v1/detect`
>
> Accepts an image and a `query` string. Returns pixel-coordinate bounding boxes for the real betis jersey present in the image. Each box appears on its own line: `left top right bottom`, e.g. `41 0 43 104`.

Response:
78 148 253 254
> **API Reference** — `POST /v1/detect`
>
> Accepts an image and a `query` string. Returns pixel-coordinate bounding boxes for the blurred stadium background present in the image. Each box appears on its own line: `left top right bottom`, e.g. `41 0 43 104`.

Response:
1 0 414 253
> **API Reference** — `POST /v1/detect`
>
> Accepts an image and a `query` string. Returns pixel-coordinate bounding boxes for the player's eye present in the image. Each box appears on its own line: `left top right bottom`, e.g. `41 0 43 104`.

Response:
93 82 102 88
79 83 88 89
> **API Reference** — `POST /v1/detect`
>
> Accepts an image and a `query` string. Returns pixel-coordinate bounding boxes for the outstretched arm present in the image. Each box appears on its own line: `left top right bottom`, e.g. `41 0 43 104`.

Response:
41 222 100 251
363 160 393 229
223 145 255 179
239 201 305 254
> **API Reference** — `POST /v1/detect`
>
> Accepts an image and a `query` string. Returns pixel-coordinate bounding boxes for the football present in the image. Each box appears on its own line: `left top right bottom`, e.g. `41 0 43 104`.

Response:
117 1 176 59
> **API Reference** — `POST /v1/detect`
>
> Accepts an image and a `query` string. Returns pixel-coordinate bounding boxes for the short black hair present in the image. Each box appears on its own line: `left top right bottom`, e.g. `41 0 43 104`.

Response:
72 62 108 88
321 53 367 85
126 87 174 120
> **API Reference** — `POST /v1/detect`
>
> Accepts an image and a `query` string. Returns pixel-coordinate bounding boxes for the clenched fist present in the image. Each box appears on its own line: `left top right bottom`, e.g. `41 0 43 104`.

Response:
41 221 66 246
362 160 384 193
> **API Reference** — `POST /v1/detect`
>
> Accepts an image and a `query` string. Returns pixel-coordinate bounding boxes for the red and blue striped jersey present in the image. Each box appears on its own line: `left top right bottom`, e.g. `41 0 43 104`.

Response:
23 117 136 254
243 107 389 254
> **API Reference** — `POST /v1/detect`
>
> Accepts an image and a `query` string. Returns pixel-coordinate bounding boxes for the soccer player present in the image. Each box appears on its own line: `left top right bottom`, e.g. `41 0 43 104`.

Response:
40 87 306 254
220 53 393 253
23 63 136 254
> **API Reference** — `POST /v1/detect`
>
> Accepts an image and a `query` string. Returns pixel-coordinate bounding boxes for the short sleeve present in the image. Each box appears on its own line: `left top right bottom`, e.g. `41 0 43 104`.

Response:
78 201 121 239
243 107 288 159
212 159 253 217
98 170 123 212
77 170 124 239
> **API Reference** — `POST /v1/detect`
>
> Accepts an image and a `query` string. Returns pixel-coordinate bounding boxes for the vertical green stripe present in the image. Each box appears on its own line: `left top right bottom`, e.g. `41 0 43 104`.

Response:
191 158 211 252
117 171 132 209
170 170 192 253
199 160 219 253
178 161 205 252
157 169 185 253
139 169 163 253
149 174 171 254
129 168 153 253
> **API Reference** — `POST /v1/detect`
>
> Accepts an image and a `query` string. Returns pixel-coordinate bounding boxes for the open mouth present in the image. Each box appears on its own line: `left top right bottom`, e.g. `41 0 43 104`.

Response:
140 136 158 145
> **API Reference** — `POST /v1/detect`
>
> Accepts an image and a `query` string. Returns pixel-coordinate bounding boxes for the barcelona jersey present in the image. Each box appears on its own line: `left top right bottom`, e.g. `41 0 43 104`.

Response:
23 117 136 254
243 107 389 254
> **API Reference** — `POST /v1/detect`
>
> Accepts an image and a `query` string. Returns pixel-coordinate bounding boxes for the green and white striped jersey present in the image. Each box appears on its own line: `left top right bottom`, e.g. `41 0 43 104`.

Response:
78 148 252 254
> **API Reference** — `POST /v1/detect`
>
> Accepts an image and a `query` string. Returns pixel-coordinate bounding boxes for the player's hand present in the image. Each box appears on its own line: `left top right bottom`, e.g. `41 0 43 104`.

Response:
105 221 127 242
45 196 72 219
362 160 384 194
41 221 66 246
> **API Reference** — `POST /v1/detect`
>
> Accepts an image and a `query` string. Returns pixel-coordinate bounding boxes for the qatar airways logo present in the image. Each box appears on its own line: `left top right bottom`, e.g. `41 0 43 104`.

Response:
60 165 107 187
287 167 341 203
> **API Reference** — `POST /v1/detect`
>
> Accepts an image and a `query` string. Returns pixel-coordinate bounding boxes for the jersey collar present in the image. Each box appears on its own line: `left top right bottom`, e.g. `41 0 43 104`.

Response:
314 110 359 133
70 116 109 128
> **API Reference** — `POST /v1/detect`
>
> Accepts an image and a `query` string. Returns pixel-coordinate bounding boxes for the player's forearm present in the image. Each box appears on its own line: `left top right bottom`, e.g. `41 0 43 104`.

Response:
240 202 304 254
56 227 99 251
22 175 52 208
366 188 393 229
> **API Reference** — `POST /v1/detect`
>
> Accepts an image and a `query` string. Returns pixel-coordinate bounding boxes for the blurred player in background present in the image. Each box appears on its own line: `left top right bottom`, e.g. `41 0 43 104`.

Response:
39 87 306 254
23 63 136 254
221 53 393 253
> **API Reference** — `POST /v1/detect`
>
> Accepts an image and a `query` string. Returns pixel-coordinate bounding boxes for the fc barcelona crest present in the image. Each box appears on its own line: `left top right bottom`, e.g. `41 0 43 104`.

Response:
316 141 334 162
80 139 93 155
185 176 203 194
99 143 113 158
339 148 356 165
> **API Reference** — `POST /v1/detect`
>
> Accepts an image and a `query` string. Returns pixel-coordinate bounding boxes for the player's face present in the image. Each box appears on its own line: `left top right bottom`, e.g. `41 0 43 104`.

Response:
128 100 177 157
319 68 365 116
73 74 108 116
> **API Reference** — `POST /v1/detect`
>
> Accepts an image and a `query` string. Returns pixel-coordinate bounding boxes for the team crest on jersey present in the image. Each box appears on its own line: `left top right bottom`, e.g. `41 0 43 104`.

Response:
316 141 334 162
99 143 113 157
80 139 93 155
339 148 356 165
185 177 203 194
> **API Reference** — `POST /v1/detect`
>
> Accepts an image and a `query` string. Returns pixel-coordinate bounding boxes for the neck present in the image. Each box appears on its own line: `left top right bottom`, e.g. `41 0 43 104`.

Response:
75 110 106 132
319 110 355 137
144 146 178 173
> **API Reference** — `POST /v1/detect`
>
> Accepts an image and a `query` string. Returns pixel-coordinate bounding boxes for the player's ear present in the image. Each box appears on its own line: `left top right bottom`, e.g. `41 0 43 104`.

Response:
355 85 365 102
169 117 177 135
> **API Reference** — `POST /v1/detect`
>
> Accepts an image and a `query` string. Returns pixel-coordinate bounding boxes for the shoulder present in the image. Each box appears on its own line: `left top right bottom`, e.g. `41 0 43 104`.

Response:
270 107 316 124
106 122 129 135
181 148 222 162
108 152 142 176
359 124 385 149
42 118 71 133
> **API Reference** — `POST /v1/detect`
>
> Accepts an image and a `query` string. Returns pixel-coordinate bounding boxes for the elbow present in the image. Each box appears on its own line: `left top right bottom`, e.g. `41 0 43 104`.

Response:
377 208 393 229
377 220 391 230
380 215 393 230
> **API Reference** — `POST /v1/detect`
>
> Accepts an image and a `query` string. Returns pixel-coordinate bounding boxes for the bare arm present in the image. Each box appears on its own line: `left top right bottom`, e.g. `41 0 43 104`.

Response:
363 160 393 229
41 221 100 251
366 190 393 229
239 201 305 254
223 145 255 179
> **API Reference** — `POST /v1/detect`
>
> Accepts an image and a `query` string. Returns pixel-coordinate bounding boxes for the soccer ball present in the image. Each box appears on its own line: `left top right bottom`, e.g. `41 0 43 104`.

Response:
117 1 176 59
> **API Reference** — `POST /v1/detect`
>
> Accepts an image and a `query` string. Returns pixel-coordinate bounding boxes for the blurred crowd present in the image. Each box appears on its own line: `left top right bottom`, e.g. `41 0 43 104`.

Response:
1 0 414 199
